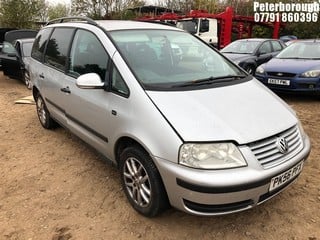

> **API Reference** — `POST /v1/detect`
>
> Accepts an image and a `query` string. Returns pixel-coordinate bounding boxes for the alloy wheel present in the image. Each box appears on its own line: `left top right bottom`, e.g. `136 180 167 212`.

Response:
123 157 151 207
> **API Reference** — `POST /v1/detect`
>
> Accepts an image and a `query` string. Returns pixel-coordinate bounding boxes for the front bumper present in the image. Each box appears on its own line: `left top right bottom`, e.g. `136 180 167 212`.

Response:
153 135 311 216
255 74 320 93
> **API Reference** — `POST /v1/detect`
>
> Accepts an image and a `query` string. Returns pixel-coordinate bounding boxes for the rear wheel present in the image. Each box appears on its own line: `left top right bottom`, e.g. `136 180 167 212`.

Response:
35 94 56 129
119 146 169 217
24 71 32 90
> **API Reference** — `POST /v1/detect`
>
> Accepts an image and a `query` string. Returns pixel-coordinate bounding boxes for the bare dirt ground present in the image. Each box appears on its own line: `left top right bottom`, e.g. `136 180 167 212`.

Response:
0 71 319 240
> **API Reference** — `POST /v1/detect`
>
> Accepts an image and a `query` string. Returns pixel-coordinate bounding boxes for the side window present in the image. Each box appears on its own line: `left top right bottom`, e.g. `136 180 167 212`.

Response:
111 64 129 97
31 28 52 62
44 28 74 71
259 42 272 54
199 19 209 33
69 29 109 80
271 41 283 52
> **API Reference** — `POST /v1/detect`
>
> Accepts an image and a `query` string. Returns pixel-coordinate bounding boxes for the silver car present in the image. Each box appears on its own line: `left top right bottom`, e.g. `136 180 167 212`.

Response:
29 18 311 217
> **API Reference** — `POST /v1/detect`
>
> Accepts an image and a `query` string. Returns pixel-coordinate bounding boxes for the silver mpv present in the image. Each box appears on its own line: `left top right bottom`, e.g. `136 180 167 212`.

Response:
29 17 311 217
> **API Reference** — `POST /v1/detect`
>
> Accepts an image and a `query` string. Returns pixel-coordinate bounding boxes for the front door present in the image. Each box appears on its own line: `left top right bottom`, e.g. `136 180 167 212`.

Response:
63 29 112 156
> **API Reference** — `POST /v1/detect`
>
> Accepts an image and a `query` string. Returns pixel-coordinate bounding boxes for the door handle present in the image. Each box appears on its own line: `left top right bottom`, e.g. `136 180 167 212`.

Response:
39 73 44 79
60 86 71 94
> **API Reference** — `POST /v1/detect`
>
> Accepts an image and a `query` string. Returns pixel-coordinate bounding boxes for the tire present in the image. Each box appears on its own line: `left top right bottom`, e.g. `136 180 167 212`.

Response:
24 71 32 90
244 65 255 75
35 93 56 129
119 146 169 217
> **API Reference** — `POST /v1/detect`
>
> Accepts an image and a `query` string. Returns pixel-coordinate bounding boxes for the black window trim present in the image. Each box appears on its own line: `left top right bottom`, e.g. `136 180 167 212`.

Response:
31 27 54 63
43 26 76 74
270 40 283 52
65 27 111 82
108 62 130 98
258 40 272 54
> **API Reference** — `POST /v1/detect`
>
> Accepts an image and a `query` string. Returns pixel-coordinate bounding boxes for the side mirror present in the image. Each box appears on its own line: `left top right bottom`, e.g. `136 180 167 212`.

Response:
76 73 104 89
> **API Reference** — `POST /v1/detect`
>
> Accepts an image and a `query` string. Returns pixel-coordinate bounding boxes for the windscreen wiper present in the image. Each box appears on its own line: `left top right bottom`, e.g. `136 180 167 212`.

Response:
277 57 306 59
221 51 239 54
173 75 247 87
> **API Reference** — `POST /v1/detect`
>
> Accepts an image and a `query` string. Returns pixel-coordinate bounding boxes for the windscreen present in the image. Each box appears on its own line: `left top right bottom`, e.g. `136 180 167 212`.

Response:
276 42 320 59
221 40 261 54
109 29 245 90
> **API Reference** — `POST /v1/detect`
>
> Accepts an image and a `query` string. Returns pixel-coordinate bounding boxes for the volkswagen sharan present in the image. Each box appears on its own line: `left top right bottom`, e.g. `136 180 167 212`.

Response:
29 17 311 217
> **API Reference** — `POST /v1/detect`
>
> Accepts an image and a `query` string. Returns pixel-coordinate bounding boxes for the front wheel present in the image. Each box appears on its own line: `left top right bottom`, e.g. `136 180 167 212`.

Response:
119 146 169 217
35 94 56 129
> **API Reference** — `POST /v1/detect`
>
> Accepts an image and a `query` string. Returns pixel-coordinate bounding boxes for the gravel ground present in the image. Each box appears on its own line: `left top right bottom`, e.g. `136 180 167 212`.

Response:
0 72 319 240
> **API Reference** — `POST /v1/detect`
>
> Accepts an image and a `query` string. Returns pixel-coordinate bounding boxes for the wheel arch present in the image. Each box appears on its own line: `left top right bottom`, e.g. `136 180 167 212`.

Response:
116 136 170 216
114 136 150 168
32 86 40 100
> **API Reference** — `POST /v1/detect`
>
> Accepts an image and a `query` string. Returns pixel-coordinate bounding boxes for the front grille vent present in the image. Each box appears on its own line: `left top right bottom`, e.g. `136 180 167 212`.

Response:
267 72 296 78
249 125 303 169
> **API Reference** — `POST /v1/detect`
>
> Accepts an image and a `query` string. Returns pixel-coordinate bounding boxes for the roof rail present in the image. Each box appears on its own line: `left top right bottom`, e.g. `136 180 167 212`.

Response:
46 16 97 26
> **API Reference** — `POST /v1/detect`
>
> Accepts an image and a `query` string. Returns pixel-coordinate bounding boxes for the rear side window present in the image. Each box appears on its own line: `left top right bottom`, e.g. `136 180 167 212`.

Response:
44 28 74 71
259 41 272 54
31 28 52 62
271 41 283 51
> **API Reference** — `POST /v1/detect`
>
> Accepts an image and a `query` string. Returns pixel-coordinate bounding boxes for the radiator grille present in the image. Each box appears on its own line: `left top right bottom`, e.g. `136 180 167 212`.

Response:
249 125 303 169
267 72 297 78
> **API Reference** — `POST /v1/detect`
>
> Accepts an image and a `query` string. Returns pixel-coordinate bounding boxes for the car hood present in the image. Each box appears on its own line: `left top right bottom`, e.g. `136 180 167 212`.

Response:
263 58 320 73
146 79 297 144
222 53 252 62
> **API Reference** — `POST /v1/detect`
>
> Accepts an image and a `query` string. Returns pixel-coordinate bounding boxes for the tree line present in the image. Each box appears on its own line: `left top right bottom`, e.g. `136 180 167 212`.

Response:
0 0 319 39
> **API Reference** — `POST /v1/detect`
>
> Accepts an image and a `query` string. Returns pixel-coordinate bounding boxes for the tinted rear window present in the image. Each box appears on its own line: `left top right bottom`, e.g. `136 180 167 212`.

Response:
44 28 74 71
31 28 52 62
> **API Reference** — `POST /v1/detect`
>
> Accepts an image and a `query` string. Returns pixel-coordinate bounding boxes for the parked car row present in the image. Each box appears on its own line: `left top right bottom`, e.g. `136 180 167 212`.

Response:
0 38 34 89
221 38 286 74
0 28 16 69
221 38 320 95
0 29 37 89
255 40 320 94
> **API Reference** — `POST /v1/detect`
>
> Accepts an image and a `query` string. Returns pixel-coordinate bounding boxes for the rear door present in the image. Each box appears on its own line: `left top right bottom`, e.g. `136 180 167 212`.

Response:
40 27 75 126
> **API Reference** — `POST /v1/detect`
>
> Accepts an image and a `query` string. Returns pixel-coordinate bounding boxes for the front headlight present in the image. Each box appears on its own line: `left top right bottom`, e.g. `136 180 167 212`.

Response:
301 70 320 78
255 66 265 74
297 120 306 139
179 143 247 169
